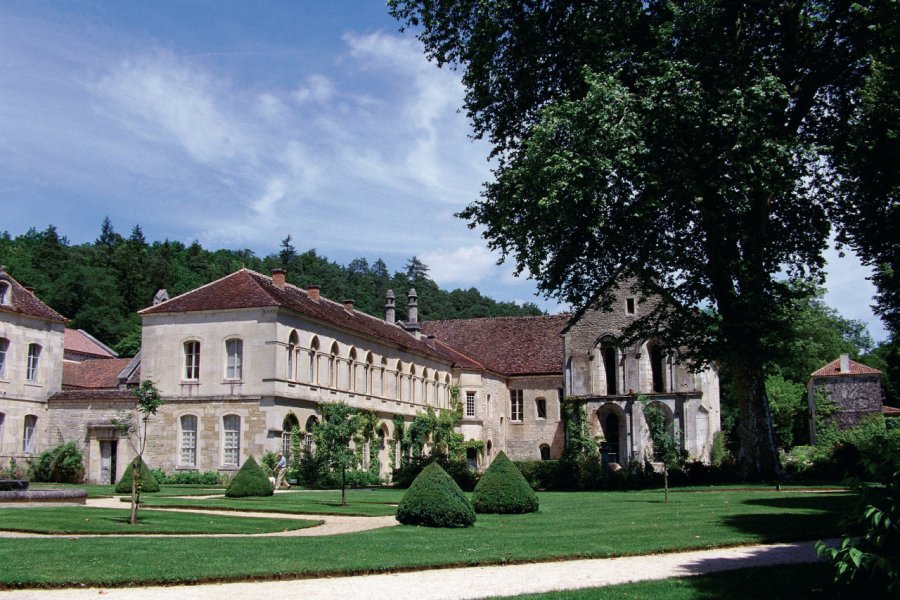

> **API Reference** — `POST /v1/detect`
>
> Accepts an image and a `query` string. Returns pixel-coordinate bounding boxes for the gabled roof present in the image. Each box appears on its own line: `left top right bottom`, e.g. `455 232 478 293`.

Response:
139 269 461 366
810 357 881 378
64 329 118 359
422 315 569 376
0 270 67 323
63 358 136 389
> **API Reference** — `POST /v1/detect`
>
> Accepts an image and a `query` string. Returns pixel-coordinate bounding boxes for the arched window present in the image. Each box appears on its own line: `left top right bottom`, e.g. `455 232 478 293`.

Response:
179 415 197 466
308 336 319 384
539 444 551 461
0 338 8 378
23 415 37 453
287 330 299 380
596 336 618 395
365 352 374 394
282 414 299 458
397 361 406 401
486 440 493 461
380 356 388 397
222 415 241 466
696 406 711 457
304 416 319 452
329 342 339 388
225 339 243 380
26 344 41 381
649 343 665 393
348 348 357 391
0 282 9 306
183 341 200 381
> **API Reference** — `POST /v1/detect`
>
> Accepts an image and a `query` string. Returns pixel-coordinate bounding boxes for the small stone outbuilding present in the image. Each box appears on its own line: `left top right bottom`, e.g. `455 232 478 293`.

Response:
808 353 884 444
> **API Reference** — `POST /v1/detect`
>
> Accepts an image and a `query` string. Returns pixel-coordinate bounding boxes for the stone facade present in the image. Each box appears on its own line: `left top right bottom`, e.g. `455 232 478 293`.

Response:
0 271 66 464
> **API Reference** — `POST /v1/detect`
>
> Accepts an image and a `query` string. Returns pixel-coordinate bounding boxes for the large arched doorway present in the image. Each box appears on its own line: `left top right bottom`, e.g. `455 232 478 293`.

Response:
598 403 627 465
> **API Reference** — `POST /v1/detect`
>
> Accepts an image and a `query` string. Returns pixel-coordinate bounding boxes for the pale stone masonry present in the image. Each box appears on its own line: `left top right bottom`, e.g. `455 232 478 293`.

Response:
9 267 721 483
807 354 884 444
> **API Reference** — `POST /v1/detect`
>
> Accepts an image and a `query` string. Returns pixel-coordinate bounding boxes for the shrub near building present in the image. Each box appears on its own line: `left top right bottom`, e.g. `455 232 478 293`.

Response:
472 451 539 514
115 456 160 494
396 462 476 528
225 456 275 498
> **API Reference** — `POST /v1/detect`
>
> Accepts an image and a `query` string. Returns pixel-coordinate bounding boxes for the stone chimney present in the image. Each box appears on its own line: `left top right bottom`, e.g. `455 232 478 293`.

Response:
343 299 354 312
385 289 395 324
839 353 850 374
272 268 286 290
407 288 418 324
307 285 320 302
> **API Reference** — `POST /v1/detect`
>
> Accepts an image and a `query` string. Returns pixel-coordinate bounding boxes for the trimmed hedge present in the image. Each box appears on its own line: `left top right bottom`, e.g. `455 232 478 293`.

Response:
472 451 539 514
115 456 160 494
396 462 476 528
225 456 275 498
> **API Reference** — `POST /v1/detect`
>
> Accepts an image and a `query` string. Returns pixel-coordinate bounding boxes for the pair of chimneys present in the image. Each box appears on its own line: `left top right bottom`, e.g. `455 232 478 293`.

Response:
384 288 419 330
272 268 325 303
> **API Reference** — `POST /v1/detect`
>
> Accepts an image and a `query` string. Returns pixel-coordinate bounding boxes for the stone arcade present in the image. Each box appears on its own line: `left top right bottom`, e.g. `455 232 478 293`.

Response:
0 267 721 483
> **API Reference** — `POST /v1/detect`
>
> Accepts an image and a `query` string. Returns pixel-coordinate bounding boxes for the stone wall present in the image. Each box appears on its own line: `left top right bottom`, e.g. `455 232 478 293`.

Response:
809 374 884 443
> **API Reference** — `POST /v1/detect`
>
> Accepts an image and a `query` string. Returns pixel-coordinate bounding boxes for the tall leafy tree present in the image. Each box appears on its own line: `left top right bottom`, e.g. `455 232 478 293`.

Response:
391 1 888 479
314 402 360 506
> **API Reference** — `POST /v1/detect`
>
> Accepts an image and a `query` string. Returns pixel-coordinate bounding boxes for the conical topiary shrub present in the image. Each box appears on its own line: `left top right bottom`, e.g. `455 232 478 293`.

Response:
115 456 160 494
225 456 275 498
472 451 539 514
396 462 476 528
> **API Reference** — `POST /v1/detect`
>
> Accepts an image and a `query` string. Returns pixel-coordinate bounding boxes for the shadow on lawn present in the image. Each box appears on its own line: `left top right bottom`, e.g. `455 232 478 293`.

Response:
676 559 854 599
718 493 850 542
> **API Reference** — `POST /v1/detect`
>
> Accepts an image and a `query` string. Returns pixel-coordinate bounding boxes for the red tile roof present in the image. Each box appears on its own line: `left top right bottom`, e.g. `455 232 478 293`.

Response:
64 329 118 359
883 405 900 416
810 358 882 378
63 358 135 389
139 269 464 366
421 315 569 376
50 389 137 402
0 270 67 323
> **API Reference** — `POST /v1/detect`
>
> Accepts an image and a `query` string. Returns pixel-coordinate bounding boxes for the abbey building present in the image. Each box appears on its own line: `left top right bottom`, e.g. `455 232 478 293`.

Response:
0 266 720 483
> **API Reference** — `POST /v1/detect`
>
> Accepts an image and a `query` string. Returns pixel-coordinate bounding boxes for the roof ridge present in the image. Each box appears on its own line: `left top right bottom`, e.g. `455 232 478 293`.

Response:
139 268 274 314
426 314 569 325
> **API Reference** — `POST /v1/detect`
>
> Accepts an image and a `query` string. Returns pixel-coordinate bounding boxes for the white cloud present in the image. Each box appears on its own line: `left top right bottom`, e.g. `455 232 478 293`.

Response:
293 74 335 104
420 245 499 286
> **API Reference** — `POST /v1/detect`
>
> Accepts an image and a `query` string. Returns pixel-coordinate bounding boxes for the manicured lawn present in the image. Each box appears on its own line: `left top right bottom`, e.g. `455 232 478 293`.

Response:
30 483 225 497
0 488 851 588
0 506 320 535
137 488 402 516
494 563 853 599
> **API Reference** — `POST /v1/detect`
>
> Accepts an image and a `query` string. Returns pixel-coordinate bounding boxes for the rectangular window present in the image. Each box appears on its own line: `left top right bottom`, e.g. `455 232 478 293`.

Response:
225 339 243 379
626 297 636 316
184 341 200 380
23 415 37 453
510 390 524 422
0 338 8 378
466 391 476 417
26 344 41 381
536 398 547 419
223 415 240 466
180 415 197 466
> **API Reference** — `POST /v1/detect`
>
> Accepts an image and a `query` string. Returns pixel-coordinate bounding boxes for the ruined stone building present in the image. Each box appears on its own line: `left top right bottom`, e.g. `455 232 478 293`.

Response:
2 267 721 483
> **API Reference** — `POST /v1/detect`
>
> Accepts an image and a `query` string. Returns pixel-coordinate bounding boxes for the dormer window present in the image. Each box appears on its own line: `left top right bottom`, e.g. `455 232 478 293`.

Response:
625 297 636 316
0 282 9 305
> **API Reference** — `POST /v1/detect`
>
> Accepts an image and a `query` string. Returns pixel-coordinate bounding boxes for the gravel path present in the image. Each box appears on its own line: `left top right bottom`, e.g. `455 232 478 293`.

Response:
0 540 831 600
0 498 398 538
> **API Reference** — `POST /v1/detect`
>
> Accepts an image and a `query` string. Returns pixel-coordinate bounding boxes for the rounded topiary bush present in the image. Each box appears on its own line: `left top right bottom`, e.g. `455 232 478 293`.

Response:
472 451 539 514
225 456 275 498
396 462 476 528
115 456 160 494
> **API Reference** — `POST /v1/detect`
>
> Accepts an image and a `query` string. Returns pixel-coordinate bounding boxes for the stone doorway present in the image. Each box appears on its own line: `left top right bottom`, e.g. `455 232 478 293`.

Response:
99 440 118 485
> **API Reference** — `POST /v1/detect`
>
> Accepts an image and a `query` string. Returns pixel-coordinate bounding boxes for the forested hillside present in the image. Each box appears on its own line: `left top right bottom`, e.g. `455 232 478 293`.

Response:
0 220 542 356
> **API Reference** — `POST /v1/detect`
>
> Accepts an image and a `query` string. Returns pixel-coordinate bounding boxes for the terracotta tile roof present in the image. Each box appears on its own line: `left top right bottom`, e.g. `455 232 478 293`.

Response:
49 389 137 402
63 358 134 389
0 270 67 323
139 269 461 366
810 358 882 378
883 405 900 416
421 315 569 376
64 329 118 359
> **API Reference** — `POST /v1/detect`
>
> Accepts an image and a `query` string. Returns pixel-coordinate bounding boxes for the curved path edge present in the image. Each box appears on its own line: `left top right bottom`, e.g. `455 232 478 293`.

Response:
0 539 836 600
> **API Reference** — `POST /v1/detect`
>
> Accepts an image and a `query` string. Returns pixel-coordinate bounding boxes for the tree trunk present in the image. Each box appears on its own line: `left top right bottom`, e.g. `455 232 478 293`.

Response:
732 361 783 481
341 469 347 506
130 459 138 525
664 467 669 504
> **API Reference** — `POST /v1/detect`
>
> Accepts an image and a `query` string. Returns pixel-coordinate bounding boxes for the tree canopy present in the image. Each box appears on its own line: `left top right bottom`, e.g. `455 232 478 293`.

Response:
0 221 542 355
390 0 895 479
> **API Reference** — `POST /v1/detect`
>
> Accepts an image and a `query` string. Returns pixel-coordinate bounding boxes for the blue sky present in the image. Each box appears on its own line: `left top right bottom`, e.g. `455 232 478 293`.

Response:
0 1 887 342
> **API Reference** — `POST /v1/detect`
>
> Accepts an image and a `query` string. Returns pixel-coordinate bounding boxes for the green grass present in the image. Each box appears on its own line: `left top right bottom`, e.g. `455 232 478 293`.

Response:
29 483 225 497
0 507 320 535
0 488 851 588
137 488 402 516
494 563 854 599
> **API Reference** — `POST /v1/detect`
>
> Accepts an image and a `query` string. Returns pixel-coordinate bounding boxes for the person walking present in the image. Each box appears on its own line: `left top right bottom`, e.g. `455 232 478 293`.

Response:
274 451 291 489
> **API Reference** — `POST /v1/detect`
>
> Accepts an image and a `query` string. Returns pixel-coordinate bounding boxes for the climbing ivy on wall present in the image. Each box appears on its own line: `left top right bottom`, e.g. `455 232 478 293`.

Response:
561 397 598 460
